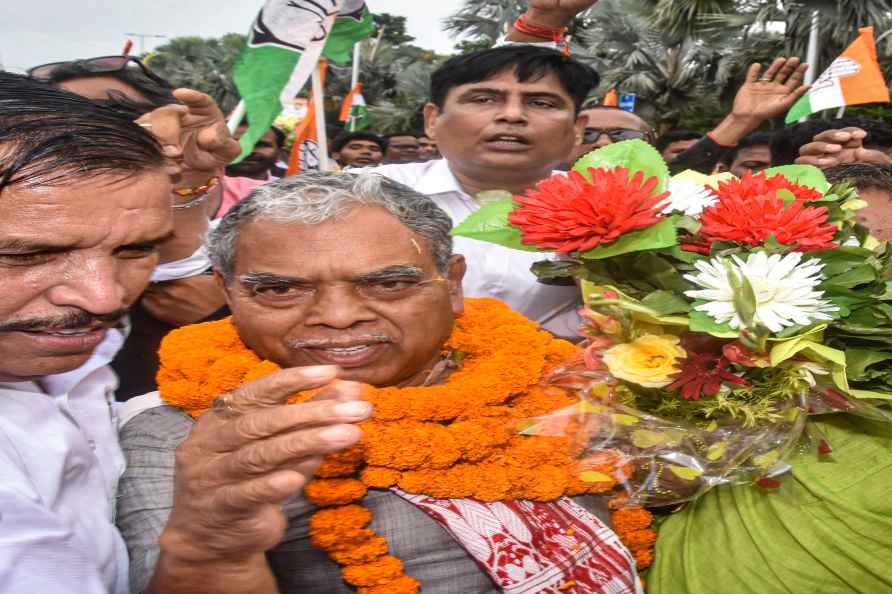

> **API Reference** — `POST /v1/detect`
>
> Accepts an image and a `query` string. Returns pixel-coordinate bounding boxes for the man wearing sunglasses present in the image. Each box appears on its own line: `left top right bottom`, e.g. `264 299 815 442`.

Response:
569 104 654 164
29 55 176 110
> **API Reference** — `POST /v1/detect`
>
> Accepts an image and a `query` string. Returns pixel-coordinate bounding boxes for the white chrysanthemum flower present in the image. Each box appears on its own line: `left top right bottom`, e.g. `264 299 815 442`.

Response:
660 179 718 217
684 251 838 333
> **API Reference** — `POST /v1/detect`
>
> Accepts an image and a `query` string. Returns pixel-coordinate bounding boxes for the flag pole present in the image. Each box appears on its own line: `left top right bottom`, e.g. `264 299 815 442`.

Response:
349 43 361 132
800 10 820 123
311 62 330 171
227 100 246 134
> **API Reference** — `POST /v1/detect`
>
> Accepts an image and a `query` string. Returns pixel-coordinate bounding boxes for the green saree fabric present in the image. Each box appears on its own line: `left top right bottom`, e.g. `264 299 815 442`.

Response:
646 414 892 594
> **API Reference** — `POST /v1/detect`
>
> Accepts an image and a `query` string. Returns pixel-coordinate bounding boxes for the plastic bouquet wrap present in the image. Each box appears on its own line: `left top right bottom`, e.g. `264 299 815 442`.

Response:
453 140 892 509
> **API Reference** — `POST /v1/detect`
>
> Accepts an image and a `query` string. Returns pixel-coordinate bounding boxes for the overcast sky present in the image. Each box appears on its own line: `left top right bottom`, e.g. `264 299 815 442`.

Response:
0 0 465 73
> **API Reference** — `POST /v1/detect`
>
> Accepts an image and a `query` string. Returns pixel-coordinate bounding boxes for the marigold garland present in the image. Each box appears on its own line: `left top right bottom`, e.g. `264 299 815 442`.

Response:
157 298 654 591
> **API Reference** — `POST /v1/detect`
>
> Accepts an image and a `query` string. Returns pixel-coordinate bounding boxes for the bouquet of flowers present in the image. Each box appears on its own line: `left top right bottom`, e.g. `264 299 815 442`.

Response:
453 139 892 511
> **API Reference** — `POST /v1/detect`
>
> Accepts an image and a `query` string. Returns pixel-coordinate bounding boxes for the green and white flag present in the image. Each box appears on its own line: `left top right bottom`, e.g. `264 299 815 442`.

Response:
232 0 375 161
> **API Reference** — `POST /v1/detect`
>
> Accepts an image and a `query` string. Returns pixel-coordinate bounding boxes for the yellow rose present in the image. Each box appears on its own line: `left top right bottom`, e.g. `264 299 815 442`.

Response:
603 334 685 388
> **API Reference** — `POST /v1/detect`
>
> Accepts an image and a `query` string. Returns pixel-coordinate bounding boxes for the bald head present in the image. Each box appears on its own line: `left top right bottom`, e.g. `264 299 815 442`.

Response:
572 107 653 163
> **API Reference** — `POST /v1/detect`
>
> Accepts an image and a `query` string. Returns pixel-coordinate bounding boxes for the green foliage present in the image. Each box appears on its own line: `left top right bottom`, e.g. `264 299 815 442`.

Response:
573 139 670 192
372 13 415 46
146 34 244 114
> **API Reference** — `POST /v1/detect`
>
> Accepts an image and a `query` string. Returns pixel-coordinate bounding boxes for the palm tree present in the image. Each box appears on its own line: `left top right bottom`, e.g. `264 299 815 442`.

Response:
695 1 892 73
145 34 244 113
442 0 527 45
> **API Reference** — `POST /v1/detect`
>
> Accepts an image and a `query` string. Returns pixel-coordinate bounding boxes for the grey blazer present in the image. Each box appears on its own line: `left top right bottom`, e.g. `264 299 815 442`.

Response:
117 405 612 593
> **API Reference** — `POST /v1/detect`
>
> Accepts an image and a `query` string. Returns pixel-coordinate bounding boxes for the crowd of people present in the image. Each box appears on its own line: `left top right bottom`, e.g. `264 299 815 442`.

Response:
2 0 892 592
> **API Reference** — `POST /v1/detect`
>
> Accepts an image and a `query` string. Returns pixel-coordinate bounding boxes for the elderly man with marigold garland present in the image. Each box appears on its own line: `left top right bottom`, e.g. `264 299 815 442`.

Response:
116 172 647 593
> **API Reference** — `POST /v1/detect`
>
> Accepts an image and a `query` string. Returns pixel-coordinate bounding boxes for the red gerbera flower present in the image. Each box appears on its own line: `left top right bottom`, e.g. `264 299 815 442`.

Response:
699 187 838 252
508 167 668 253
717 171 823 202
667 351 750 400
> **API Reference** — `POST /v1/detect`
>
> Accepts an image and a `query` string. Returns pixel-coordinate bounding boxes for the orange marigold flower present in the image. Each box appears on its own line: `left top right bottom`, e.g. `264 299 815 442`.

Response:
310 525 377 552
329 536 389 565
304 479 367 507
360 466 402 489
448 418 513 462
317 444 366 478
634 548 655 569
508 167 668 254
342 555 405 587
309 504 371 531
612 506 653 534
357 575 422 594
623 528 658 550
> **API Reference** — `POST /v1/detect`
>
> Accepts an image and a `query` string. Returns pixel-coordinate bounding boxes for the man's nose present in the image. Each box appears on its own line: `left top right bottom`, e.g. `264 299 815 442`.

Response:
494 98 528 123
302 284 376 329
44 256 129 315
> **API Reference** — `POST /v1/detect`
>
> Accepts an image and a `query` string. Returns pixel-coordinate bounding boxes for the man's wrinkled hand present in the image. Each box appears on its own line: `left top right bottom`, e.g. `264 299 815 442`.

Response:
136 89 241 175
731 57 809 124
160 365 372 563
795 127 892 169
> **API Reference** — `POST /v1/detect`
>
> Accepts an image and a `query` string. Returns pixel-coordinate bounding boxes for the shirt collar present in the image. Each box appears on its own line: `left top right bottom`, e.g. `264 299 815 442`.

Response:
414 159 468 198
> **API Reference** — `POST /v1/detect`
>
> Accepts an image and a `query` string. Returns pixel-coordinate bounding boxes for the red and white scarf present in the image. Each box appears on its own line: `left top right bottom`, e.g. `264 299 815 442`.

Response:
395 490 642 593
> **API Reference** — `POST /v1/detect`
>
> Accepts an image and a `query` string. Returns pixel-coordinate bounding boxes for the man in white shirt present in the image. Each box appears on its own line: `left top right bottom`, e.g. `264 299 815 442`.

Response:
364 42 599 338
0 73 372 594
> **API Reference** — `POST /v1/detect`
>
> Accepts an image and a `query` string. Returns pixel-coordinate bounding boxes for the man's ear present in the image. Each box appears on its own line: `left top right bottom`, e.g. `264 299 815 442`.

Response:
573 112 586 147
446 254 466 316
423 102 440 140
213 270 234 309
331 151 341 162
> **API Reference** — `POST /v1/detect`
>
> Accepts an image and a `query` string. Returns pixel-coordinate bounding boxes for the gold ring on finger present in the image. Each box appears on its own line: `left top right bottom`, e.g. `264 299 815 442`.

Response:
211 392 240 419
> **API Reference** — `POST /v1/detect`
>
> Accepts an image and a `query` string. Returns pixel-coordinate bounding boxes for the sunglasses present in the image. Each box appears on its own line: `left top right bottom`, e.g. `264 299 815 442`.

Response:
583 127 648 144
27 55 168 86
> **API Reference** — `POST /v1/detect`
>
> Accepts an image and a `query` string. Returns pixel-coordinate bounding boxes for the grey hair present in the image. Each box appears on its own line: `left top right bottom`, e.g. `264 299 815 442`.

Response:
207 171 454 280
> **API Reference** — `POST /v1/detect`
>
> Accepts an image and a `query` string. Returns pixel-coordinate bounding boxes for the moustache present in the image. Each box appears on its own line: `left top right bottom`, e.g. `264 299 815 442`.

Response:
0 308 128 332
286 334 393 349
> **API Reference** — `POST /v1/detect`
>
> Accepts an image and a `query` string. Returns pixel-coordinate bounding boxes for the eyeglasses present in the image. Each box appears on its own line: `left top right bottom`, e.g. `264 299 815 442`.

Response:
27 55 168 86
582 127 648 144
239 274 447 307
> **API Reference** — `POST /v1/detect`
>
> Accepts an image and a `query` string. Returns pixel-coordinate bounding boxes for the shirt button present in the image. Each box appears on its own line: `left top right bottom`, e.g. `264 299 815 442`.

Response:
88 440 96 450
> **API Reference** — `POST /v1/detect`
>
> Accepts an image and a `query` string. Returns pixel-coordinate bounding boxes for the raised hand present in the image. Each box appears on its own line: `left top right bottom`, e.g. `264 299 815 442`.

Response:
732 58 809 124
136 89 241 175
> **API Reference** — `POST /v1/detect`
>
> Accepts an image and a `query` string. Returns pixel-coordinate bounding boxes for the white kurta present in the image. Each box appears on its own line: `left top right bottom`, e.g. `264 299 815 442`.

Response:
0 331 128 594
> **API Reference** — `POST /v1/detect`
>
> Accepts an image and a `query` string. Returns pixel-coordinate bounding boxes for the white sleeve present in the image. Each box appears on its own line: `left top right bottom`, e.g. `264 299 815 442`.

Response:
0 484 110 594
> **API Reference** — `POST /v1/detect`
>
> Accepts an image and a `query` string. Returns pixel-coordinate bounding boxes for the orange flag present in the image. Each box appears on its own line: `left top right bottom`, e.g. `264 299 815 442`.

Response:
603 89 618 107
287 61 328 176
786 27 890 122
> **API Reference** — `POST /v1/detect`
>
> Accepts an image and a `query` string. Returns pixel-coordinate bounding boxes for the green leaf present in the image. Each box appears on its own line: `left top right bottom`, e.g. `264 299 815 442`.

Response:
641 290 691 316
688 306 738 337
450 198 546 253
846 349 892 379
763 165 830 193
579 218 677 260
573 139 669 193
530 260 583 280
820 264 878 289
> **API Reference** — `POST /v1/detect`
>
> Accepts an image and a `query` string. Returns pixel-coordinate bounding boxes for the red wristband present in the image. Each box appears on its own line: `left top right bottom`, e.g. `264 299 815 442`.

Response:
513 14 568 40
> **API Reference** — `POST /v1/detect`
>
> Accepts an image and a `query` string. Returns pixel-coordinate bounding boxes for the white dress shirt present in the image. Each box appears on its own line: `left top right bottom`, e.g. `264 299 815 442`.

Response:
363 159 581 338
0 330 129 594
